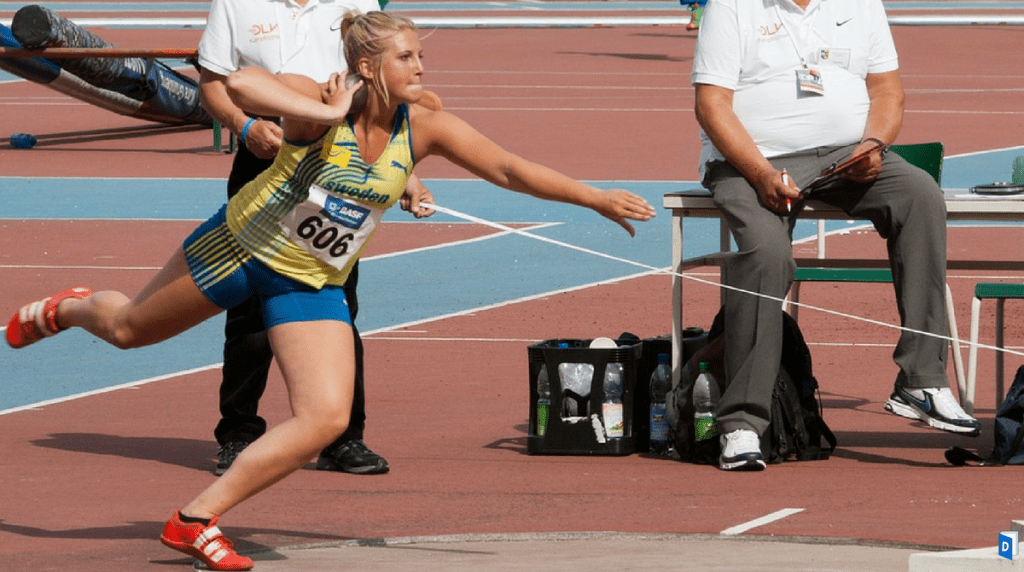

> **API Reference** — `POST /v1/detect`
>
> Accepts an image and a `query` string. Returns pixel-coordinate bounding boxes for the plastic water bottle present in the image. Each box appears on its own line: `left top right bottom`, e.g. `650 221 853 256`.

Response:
536 365 551 436
558 361 593 418
693 361 720 442
649 353 672 455
602 363 625 438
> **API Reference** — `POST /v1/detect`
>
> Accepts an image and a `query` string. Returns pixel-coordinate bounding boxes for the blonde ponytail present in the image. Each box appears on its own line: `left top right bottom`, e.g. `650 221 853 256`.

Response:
341 11 417 108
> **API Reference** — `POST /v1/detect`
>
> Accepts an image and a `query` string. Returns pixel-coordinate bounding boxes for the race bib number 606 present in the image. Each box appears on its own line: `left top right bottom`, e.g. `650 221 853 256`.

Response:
278 184 383 270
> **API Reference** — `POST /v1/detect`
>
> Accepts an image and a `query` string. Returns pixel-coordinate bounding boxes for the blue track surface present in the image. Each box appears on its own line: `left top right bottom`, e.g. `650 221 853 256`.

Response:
3 144 1022 413
1 0 1020 411
0 178 692 411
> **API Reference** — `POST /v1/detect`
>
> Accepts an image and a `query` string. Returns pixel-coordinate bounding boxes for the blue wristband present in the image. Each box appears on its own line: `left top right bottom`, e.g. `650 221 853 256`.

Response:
239 118 256 145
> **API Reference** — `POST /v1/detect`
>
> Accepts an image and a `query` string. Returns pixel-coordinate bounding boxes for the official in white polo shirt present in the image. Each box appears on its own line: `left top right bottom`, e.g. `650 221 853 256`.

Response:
691 0 980 471
196 0 429 478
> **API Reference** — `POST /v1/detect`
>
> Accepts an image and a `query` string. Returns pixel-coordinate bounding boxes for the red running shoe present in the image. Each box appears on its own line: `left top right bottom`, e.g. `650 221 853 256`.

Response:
160 511 253 571
6 286 92 349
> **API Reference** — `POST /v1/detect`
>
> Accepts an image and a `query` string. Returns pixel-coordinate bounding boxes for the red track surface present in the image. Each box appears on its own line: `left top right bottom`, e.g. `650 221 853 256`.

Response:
1 24 1023 572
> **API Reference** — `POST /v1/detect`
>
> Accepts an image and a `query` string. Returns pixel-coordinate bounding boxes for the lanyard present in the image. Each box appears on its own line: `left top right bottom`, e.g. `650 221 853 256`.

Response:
774 1 810 69
775 1 827 95
276 0 315 72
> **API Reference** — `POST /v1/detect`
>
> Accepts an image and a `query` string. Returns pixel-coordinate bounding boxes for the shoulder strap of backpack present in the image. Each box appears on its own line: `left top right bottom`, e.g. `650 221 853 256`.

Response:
993 365 1024 464
796 416 837 461
792 382 837 461
1001 420 1024 465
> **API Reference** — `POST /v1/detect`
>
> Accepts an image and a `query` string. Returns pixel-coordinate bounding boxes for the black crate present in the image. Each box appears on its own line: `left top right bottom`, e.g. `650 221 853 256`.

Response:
633 328 709 453
527 338 642 455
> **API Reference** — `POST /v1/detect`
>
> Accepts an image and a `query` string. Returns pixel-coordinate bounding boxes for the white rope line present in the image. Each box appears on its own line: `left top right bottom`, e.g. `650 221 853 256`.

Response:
421 203 1024 359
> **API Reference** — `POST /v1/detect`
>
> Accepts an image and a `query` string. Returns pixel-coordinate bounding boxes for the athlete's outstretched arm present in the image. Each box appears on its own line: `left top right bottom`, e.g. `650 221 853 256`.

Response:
412 108 656 236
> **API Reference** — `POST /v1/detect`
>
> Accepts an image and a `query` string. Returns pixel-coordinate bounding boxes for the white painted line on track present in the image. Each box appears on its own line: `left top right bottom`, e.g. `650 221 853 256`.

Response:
0 267 665 416
0 221 560 269
0 363 222 417
448 107 689 112
721 508 805 536
440 83 683 90
0 264 163 270
4 15 1021 28
907 109 1024 115
361 222 560 261
362 266 668 336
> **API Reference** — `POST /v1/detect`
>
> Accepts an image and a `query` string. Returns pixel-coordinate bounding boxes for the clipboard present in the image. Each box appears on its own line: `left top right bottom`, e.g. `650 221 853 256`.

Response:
800 142 887 197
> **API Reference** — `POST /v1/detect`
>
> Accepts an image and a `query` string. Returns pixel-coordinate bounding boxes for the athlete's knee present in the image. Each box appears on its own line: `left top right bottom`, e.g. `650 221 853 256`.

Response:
107 324 145 350
322 413 351 442
307 405 351 445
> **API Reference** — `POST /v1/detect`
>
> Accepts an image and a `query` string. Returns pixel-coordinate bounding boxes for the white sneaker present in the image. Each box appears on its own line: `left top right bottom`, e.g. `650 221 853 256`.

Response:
885 387 981 436
719 429 766 471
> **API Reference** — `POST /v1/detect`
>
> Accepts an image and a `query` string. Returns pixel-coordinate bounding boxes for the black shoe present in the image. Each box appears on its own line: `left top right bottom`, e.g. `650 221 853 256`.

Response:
214 440 250 476
316 439 390 474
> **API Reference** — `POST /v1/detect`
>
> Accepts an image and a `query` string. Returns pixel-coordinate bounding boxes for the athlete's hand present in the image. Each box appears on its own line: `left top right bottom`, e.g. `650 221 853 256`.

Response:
595 189 657 237
244 119 283 160
400 175 435 218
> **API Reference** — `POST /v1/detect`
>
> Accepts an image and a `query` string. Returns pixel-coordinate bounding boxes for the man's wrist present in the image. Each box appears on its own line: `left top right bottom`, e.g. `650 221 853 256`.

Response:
861 137 890 156
239 117 256 145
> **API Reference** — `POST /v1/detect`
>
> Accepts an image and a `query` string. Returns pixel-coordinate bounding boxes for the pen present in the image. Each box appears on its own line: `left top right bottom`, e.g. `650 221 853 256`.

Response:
782 169 790 212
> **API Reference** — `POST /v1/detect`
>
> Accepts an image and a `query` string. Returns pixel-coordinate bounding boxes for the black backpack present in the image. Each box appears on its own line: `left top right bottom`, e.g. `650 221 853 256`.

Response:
946 364 1024 466
667 308 837 465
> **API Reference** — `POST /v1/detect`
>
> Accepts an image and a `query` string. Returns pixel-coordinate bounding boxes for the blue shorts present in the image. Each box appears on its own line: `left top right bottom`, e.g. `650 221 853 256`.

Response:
182 205 352 328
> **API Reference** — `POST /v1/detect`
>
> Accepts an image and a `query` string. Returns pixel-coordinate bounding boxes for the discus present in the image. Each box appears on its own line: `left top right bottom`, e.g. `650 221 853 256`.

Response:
970 182 1024 196
345 72 367 115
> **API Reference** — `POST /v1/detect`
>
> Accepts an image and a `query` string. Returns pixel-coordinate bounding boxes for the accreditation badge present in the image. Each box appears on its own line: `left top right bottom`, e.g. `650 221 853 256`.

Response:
796 67 825 96
816 47 852 69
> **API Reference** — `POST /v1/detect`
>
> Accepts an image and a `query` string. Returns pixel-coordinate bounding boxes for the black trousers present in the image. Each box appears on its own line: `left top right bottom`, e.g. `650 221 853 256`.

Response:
213 144 366 451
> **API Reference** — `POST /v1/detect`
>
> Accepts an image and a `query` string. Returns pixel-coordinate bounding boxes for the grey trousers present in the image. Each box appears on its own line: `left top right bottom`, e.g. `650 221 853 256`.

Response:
704 144 949 435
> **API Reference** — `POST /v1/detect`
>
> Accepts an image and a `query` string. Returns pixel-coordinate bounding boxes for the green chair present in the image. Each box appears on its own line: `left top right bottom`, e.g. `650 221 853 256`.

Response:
966 284 1024 415
964 155 1024 415
890 142 944 185
786 142 966 396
